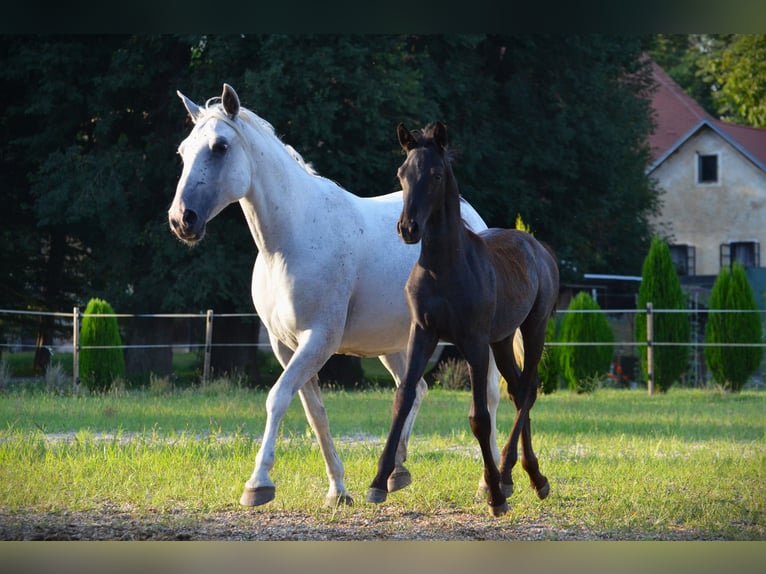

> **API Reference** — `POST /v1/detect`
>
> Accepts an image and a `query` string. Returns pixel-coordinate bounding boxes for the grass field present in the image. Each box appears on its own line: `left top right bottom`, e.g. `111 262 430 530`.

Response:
0 379 764 540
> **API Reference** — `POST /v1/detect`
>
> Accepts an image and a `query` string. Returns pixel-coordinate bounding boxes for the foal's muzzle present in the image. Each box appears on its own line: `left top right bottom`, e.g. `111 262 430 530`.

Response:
397 219 421 244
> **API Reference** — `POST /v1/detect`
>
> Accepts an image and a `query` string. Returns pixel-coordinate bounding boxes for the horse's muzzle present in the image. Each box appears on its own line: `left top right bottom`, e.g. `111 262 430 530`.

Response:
169 208 206 244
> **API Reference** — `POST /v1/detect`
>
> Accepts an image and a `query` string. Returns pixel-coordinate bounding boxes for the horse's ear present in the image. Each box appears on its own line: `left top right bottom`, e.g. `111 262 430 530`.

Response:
397 123 416 152
177 90 202 123
434 122 448 151
222 83 240 119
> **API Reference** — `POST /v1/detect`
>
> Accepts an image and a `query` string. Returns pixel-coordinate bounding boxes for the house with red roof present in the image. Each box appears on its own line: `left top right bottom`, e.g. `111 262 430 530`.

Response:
646 60 766 300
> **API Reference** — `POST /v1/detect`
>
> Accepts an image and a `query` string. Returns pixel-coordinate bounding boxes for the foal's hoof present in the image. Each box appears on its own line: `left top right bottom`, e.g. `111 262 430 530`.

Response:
534 478 551 500
325 493 354 508
239 486 276 507
489 500 509 517
387 466 412 493
365 487 388 504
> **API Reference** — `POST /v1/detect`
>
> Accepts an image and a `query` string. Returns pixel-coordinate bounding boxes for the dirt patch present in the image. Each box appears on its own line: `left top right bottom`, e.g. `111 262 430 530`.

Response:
0 506 720 541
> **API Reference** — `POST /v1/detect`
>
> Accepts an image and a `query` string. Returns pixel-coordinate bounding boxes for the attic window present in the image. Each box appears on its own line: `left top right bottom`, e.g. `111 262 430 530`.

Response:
697 153 719 184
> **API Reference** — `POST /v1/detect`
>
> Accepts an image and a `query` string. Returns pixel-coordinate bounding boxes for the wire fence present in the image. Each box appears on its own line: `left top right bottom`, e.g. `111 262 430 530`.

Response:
1 305 765 393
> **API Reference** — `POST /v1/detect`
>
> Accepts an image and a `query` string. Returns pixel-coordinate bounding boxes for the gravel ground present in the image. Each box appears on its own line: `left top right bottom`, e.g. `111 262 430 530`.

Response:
0 506 723 541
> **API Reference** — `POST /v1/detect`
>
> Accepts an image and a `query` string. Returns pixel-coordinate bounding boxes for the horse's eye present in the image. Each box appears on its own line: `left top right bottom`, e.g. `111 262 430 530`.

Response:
211 140 229 154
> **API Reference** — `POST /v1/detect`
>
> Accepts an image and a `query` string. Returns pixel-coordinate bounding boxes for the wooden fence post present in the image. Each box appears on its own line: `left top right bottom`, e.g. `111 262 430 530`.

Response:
646 302 654 396
203 309 213 384
72 306 80 394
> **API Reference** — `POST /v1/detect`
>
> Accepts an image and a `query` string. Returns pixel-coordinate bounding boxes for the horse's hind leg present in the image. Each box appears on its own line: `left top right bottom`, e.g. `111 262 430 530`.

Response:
476 350 501 499
378 352 429 493
462 339 507 517
490 335 523 498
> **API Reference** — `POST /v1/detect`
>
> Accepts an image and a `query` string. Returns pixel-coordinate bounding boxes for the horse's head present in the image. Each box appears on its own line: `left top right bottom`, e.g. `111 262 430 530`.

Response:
169 84 252 245
396 122 450 244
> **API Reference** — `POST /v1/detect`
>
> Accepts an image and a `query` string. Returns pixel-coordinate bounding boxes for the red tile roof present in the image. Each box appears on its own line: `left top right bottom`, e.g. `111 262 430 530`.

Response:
648 59 766 173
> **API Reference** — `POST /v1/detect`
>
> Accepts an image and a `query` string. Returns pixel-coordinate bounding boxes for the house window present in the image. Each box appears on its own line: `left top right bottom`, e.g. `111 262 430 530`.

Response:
697 153 719 184
720 241 760 269
670 244 695 276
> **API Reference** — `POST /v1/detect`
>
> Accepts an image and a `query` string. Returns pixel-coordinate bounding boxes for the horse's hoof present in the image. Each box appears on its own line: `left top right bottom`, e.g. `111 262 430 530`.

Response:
475 482 489 502
325 493 354 508
501 481 514 497
239 486 276 507
387 466 412 493
366 487 388 504
535 479 550 500
489 500 509 517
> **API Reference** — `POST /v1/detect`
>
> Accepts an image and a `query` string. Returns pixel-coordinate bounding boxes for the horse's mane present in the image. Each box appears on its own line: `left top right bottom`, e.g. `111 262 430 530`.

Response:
199 97 319 177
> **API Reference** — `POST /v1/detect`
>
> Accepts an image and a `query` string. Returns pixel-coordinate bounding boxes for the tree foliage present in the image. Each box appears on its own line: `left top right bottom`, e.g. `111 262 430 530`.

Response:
79 298 125 392
704 263 764 392
558 292 614 393
649 34 766 127
635 236 690 393
0 34 660 332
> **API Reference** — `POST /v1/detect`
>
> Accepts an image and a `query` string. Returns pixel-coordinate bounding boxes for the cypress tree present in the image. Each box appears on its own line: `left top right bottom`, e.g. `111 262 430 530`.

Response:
704 263 764 392
558 291 614 393
79 298 125 392
635 236 690 392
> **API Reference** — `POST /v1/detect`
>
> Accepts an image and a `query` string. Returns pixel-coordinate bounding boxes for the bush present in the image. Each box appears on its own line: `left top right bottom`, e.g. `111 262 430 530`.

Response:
635 236 690 392
433 357 470 390
539 317 561 394
704 263 764 392
79 298 125 392
558 291 614 393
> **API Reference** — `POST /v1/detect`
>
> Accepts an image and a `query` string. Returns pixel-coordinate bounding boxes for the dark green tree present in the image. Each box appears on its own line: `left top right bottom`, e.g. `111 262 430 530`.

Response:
558 291 614 393
704 263 764 392
635 236 690 393
79 298 125 392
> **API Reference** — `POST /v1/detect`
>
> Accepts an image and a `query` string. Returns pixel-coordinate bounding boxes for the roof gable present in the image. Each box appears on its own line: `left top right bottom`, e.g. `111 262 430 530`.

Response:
647 60 766 176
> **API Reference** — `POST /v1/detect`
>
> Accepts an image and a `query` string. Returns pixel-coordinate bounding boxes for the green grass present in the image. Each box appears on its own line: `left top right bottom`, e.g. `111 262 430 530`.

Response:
0 385 764 539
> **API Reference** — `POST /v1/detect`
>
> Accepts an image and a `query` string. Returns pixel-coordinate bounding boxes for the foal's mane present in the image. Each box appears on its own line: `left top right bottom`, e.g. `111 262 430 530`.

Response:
198 97 320 177
408 123 459 165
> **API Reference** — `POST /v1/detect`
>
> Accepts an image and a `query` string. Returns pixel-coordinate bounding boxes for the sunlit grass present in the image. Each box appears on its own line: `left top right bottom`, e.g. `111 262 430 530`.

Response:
0 386 764 538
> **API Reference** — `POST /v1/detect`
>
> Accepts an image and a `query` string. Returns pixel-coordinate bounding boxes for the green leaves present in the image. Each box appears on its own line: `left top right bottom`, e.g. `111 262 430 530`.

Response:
704 263 764 391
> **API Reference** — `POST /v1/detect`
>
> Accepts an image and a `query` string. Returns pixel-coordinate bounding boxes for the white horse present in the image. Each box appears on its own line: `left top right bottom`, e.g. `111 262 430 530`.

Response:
168 84 503 508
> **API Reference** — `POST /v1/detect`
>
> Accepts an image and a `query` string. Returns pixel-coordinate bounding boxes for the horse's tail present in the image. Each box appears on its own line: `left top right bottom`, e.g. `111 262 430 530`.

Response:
538 240 560 316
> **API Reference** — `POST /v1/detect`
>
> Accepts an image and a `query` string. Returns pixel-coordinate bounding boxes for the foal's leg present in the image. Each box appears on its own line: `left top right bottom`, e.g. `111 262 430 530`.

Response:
461 338 507 517
367 325 438 504
498 323 549 499
241 331 343 507
378 352 429 493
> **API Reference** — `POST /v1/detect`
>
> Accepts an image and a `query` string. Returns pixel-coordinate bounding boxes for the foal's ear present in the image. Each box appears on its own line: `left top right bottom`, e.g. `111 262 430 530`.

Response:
221 83 240 119
177 90 202 123
397 123 417 152
434 121 448 151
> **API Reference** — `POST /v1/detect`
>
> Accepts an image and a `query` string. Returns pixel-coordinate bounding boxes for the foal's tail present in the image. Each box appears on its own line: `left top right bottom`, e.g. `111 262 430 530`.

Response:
538 240 560 317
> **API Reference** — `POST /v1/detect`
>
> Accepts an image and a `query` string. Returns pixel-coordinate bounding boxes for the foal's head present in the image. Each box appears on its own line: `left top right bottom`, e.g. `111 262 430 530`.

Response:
396 122 454 244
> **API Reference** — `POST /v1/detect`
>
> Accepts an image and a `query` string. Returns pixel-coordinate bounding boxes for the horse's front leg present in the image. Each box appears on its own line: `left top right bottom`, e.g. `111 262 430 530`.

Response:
297 375 354 507
240 332 342 507
366 324 438 504
462 338 507 517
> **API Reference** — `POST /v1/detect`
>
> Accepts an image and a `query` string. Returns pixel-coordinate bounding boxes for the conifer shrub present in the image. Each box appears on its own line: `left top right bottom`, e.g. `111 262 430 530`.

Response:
558 291 614 393
539 317 561 394
79 298 125 392
635 236 690 392
704 263 764 392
